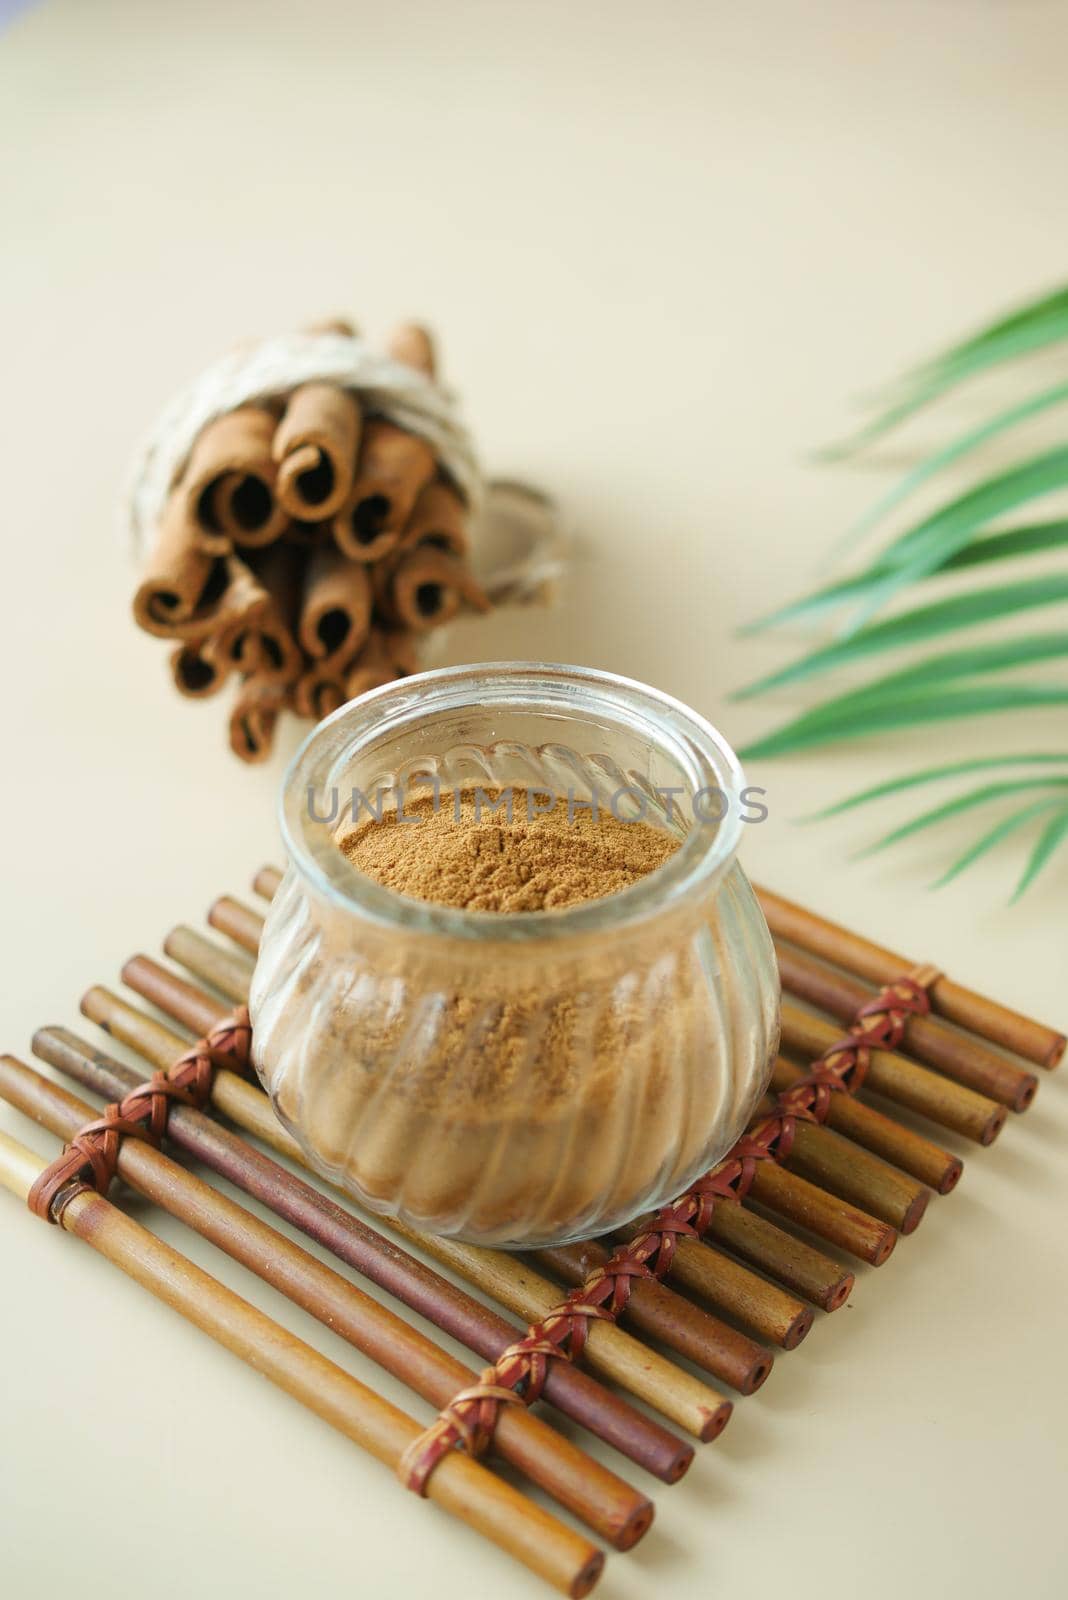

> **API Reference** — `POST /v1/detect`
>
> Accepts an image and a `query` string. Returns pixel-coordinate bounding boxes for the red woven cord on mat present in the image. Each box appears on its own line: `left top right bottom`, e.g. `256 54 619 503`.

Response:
399 963 941 1494
26 1008 253 1223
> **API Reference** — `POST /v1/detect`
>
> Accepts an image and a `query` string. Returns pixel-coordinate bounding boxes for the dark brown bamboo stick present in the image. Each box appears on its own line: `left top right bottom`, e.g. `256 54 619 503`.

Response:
0 1053 651 1552
35 1024 689 1485
81 978 729 1445
780 1001 1006 1146
660 1238 817 1344
752 1089 930 1236
770 1057 963 1196
757 885 1065 1070
534 1241 772 1395
0 1128 603 1597
165 925 851 1333
775 941 1039 1111
204 894 896 1264
699 1207 851 1315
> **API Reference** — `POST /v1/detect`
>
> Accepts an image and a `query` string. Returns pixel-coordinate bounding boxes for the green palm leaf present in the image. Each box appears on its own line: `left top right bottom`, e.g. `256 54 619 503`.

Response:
836 382 1068 551
932 798 1067 888
738 636 1068 757
807 754 1068 820
1012 806 1068 899
822 304 1068 459
737 574 1068 700
741 277 1068 896
741 520 1068 636
740 683 1068 761
858 778 1068 857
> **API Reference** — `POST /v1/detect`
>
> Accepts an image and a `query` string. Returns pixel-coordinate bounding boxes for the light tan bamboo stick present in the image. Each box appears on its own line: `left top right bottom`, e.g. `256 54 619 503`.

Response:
0 1054 651 1553
0 1129 604 1597
80 983 731 1445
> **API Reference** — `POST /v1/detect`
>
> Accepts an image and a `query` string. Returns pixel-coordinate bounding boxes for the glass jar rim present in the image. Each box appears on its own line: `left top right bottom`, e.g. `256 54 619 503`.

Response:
280 661 749 945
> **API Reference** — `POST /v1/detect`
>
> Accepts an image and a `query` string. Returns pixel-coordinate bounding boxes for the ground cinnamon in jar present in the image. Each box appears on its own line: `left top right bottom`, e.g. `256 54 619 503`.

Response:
253 785 763 1245
339 789 680 911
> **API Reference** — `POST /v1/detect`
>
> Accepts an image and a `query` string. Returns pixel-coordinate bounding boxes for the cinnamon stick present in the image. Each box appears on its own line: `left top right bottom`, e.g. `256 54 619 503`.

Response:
99 967 730 1444
780 1001 1006 1146
0 1125 604 1597
387 322 437 377
170 627 244 699
757 885 1065 1070
0 1054 652 1553
273 383 362 521
242 543 303 684
228 676 290 764
37 1021 690 1485
399 479 470 557
292 663 348 722
770 1056 963 1196
775 940 1039 1112
179 406 287 551
380 547 491 632
332 419 437 562
298 544 373 664
343 629 414 698
535 1241 773 1395
132 495 220 635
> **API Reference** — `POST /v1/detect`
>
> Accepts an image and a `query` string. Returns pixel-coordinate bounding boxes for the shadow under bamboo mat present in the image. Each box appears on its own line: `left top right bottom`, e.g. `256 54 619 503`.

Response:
0 865 1061 1595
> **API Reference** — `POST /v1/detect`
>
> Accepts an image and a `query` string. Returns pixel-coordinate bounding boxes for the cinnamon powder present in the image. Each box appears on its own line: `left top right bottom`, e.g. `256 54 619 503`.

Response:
339 789 680 911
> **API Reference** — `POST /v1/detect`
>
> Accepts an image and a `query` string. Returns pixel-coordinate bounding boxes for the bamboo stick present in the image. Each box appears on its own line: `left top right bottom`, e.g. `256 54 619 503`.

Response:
769 1057 962 1196
775 941 1039 1111
534 1241 773 1395
151 930 852 1336
780 1002 1007 1146
757 886 1065 1070
753 1089 930 1235
0 1128 604 1598
36 1022 690 1486
0 1054 650 1553
96 965 731 1442
698 1209 851 1317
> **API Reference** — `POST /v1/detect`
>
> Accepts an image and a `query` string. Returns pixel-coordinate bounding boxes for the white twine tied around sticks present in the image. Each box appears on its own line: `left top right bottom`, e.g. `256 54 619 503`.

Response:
124 328 565 604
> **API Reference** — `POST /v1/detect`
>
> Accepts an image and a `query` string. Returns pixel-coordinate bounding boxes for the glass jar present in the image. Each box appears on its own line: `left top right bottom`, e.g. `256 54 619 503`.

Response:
250 662 780 1247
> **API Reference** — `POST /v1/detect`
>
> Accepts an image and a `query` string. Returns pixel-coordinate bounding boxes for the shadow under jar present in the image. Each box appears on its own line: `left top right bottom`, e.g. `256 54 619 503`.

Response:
250 662 780 1247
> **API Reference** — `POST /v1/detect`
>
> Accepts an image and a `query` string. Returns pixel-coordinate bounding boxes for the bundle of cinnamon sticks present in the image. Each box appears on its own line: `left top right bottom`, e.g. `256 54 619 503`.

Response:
132 321 490 762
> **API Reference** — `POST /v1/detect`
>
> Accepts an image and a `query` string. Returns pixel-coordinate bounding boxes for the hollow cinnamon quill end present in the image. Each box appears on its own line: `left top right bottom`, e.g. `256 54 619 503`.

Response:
273 383 363 521
386 322 437 378
399 480 470 557
180 406 287 550
384 548 492 633
229 678 289 764
298 546 373 663
170 630 241 699
133 496 221 637
338 418 438 555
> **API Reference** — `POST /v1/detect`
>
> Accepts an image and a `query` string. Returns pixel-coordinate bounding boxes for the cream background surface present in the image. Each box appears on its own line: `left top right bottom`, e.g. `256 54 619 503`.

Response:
1 2 1066 1597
